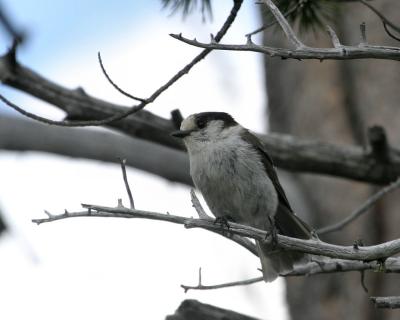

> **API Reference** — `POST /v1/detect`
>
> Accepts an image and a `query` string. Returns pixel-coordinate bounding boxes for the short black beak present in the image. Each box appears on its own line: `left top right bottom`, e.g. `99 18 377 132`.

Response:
170 129 194 139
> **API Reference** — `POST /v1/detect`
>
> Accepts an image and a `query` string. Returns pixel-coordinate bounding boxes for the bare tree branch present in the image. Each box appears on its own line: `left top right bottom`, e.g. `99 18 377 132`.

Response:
32 203 400 262
259 0 305 48
0 53 180 149
97 52 146 103
0 0 243 127
1 109 400 185
118 158 135 209
326 25 342 49
245 1 300 38
170 33 400 61
260 132 400 185
181 257 400 291
0 115 192 185
370 296 400 309
182 271 262 292
317 177 400 235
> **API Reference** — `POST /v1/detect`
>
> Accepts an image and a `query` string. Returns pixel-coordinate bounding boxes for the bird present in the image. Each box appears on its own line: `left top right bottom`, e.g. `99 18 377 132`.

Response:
171 111 312 282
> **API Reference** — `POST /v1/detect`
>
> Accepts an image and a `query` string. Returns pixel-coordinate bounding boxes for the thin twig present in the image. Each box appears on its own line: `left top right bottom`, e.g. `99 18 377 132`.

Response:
245 2 299 38
259 0 305 48
358 0 400 34
98 52 146 102
182 274 262 292
190 189 213 220
317 177 400 235
360 270 369 293
383 22 400 42
118 157 135 209
326 25 342 48
181 257 400 291
0 0 243 127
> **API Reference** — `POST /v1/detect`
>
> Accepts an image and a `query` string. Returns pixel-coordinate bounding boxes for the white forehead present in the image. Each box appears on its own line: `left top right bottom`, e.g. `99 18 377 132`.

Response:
180 114 197 131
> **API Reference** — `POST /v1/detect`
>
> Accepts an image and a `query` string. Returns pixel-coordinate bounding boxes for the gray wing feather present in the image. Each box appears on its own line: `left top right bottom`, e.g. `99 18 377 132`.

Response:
240 130 312 239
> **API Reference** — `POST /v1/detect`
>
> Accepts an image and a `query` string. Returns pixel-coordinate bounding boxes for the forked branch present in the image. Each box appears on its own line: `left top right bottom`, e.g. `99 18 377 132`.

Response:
171 0 400 61
32 203 400 262
181 257 400 292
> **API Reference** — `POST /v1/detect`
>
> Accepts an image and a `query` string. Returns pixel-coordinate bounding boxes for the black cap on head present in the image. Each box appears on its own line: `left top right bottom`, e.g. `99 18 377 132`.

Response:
194 112 237 129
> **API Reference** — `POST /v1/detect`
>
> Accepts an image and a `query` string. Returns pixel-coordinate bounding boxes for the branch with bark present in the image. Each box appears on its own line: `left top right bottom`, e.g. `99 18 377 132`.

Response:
30 163 400 302
170 0 400 61
370 296 400 309
2 72 400 186
170 32 400 62
0 115 192 185
32 202 400 262
181 257 400 292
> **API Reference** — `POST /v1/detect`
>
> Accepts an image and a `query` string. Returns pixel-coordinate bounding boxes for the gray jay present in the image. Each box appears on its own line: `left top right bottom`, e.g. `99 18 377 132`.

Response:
172 112 312 282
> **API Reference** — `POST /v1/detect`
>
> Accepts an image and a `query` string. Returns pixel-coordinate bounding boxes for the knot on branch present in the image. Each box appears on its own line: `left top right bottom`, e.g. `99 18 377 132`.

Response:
368 125 390 163
366 125 400 182
0 40 19 82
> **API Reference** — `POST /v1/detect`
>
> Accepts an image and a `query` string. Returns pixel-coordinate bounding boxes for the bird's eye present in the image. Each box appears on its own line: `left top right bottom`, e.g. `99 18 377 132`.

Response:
196 118 206 129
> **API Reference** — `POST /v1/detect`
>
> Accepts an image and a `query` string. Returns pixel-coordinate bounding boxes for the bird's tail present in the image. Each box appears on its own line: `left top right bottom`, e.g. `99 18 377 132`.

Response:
256 241 309 282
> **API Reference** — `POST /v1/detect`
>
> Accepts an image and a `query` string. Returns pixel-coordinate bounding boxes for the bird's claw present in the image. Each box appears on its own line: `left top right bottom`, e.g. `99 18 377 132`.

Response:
214 216 232 229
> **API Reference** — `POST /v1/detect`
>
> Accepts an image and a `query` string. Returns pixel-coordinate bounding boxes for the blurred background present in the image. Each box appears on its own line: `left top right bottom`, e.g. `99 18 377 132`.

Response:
0 1 286 319
0 0 400 319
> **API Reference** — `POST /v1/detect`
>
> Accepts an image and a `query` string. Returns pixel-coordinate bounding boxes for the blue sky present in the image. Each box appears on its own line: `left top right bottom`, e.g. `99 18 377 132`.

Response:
0 1 154 66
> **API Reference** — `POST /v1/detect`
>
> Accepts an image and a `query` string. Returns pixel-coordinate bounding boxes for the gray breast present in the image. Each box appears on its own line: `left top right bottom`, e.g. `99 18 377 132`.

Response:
189 136 278 230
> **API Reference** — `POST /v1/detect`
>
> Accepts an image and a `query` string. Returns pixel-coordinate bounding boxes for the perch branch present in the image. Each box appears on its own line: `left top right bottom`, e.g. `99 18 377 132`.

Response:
32 204 400 261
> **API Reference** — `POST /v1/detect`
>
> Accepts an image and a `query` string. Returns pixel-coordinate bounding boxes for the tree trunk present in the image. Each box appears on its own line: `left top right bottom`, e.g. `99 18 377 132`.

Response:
260 1 400 319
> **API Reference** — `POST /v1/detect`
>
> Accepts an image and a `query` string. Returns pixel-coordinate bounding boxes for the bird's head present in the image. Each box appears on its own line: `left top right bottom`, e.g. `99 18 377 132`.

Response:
171 112 238 145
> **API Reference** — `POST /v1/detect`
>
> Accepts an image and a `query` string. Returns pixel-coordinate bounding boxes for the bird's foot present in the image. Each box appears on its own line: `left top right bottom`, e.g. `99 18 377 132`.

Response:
214 215 235 230
268 215 278 249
